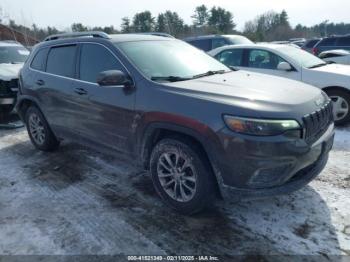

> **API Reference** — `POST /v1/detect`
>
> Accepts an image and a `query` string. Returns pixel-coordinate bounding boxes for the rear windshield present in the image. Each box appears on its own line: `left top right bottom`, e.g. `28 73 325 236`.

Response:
305 39 319 48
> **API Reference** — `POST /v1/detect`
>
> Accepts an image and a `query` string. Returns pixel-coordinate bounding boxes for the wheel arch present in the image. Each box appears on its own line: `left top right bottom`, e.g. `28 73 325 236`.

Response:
322 86 350 95
16 96 42 120
140 122 225 198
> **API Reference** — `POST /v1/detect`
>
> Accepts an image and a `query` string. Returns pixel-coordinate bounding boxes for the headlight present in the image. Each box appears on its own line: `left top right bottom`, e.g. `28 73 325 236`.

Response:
223 115 301 136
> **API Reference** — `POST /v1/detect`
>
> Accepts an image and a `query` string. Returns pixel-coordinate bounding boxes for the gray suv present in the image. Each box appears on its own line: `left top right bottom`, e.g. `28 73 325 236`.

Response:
17 32 334 214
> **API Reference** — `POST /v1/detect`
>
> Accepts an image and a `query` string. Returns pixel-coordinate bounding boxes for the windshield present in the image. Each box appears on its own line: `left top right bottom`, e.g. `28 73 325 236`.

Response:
278 45 326 68
0 45 29 64
117 40 229 81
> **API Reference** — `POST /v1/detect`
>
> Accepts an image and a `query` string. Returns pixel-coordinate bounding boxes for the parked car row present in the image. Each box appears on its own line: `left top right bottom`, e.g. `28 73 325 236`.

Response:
14 31 336 214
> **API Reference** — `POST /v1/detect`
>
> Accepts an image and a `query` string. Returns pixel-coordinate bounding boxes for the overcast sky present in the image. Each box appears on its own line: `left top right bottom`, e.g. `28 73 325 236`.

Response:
1 0 349 31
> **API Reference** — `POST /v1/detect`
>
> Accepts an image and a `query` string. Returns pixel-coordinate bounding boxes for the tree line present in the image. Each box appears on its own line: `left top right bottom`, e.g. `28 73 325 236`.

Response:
2 5 350 42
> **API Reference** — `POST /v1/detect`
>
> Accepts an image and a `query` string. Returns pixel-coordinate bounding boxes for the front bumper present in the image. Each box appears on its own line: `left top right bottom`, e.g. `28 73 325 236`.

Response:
215 123 334 200
0 97 15 105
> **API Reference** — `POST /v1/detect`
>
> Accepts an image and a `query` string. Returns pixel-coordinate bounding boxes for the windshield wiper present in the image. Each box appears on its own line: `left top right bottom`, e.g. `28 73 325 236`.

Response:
192 70 227 79
308 63 327 69
151 76 192 82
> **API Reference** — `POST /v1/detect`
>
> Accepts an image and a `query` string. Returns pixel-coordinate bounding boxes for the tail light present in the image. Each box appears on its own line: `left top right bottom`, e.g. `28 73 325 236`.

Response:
312 48 318 55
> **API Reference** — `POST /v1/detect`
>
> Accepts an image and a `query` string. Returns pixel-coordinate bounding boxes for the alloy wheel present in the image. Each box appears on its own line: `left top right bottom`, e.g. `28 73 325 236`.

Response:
330 95 349 121
28 113 46 145
157 151 197 202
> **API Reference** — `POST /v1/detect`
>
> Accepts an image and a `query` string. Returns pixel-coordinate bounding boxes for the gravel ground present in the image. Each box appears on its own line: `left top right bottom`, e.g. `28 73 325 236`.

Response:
0 115 349 259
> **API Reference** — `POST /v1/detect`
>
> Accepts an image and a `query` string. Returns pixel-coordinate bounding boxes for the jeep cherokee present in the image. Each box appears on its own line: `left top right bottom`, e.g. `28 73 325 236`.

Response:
17 32 334 214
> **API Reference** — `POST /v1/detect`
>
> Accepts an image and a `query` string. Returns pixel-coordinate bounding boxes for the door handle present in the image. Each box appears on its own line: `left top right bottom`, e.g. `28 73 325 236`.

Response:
36 79 45 86
74 87 88 95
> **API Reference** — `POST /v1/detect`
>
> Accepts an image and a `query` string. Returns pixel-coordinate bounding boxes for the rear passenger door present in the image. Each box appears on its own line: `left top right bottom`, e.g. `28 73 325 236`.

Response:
34 44 80 137
72 43 135 153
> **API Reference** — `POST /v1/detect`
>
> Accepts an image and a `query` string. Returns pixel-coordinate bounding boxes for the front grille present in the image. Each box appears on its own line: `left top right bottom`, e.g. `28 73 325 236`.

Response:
0 79 19 94
303 100 333 144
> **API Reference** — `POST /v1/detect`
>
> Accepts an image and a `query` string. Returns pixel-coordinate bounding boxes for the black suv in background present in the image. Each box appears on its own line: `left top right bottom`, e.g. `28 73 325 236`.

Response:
301 38 321 53
17 32 334 214
313 35 350 55
0 41 29 114
183 34 253 52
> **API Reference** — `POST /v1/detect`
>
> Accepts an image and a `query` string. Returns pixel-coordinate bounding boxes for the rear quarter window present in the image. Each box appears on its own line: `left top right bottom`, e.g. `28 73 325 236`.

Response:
30 48 48 71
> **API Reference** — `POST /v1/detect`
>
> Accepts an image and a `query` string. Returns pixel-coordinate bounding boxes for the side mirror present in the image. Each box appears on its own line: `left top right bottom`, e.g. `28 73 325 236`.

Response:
97 70 131 87
277 62 292 71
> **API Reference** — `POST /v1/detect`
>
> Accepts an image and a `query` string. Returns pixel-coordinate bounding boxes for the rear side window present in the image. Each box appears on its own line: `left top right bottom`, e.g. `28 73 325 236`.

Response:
215 49 243 67
318 38 336 47
30 48 48 71
79 43 124 83
188 39 211 51
337 37 350 46
46 45 77 78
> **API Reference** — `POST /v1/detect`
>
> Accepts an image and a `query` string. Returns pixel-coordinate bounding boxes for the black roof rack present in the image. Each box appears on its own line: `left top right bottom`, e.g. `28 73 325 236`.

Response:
44 31 110 41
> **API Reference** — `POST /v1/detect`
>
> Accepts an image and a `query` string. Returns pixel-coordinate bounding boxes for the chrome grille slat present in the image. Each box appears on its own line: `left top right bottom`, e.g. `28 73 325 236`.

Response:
303 101 333 144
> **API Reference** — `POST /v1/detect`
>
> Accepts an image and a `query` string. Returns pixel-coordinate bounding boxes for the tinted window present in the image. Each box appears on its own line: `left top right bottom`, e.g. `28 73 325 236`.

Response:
216 49 243 67
46 45 76 77
188 39 211 51
318 38 336 46
79 44 124 83
248 49 286 70
337 37 350 46
305 39 319 48
30 48 48 71
212 38 227 49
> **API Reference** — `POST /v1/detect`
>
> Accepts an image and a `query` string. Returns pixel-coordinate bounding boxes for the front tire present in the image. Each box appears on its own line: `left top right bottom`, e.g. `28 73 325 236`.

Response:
150 137 215 215
326 89 350 126
25 106 60 151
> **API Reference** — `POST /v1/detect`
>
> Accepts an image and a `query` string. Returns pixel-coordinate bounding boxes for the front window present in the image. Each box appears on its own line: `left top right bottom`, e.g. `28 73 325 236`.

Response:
79 43 124 83
117 40 229 81
248 49 286 70
0 45 29 64
278 46 327 68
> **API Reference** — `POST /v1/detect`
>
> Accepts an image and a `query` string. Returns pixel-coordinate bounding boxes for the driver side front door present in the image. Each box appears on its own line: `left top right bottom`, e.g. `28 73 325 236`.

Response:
243 49 301 81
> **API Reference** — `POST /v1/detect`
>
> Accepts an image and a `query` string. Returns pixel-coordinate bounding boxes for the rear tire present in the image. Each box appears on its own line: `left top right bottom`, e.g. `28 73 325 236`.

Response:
150 137 215 215
325 89 350 126
25 106 60 151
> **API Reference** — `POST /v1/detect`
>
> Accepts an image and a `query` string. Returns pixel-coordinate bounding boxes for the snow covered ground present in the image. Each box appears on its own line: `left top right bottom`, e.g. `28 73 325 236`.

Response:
0 119 349 258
